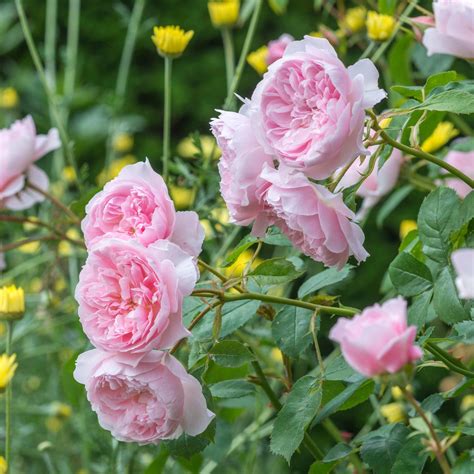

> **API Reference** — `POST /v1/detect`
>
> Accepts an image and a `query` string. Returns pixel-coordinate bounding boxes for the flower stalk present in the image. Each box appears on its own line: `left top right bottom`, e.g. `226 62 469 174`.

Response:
163 56 173 183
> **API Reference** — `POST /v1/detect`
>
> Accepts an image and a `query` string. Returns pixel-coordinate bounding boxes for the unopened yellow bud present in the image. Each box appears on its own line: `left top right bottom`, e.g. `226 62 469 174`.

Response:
169 185 195 210
247 46 268 75
342 7 367 33
399 220 417 240
421 122 459 153
152 26 194 58
366 11 396 41
380 402 406 423
0 87 19 109
208 0 240 28
112 133 134 153
0 354 17 389
62 166 77 184
0 286 25 318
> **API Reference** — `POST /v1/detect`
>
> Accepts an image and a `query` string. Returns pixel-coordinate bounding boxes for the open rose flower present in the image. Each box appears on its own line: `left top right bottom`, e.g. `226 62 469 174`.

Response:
82 160 204 256
266 34 294 65
451 249 474 299
422 0 474 60
441 149 474 198
336 148 404 219
0 116 60 210
75 238 198 353
329 297 423 377
74 349 214 444
262 164 369 269
211 103 275 235
250 36 386 179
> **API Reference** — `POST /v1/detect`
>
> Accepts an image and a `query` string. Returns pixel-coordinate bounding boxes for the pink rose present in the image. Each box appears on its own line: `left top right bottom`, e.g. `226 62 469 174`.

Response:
250 36 386 179
451 249 474 299
75 238 198 353
262 164 369 269
329 297 423 377
266 34 294 65
335 149 404 219
82 160 204 255
74 349 214 444
441 150 474 198
210 104 275 235
0 116 60 210
422 0 474 59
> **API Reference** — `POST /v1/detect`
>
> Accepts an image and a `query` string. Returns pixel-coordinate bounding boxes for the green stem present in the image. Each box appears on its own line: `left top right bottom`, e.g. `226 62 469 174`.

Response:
425 342 474 378
224 0 263 110
44 0 57 90
163 56 173 183
369 110 474 188
14 0 81 191
221 27 235 96
5 321 13 471
64 0 81 102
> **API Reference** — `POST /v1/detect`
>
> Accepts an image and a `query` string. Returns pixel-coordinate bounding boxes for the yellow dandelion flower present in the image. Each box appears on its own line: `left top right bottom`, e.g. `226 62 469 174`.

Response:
22 216 40 233
247 46 268 75
152 26 194 58
169 185 195 210
380 402 406 423
399 220 417 240
366 11 396 41
51 401 72 419
208 0 240 28
112 133 134 153
222 249 263 278
17 240 40 254
97 155 137 186
391 384 412 400
0 456 7 474
0 87 19 109
0 286 25 316
58 228 82 257
421 122 459 153
177 135 221 160
0 354 17 390
62 166 77 184
341 7 367 33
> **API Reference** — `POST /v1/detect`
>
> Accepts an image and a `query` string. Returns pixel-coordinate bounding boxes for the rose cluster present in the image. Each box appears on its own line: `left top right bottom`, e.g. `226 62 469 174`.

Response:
212 36 387 269
73 160 214 444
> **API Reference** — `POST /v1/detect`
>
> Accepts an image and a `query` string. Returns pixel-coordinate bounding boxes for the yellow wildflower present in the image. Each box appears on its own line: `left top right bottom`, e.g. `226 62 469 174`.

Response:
0 87 19 109
23 216 40 233
460 395 474 412
421 122 459 153
208 0 240 28
0 354 17 390
45 416 63 433
0 456 7 474
112 133 134 153
58 228 82 257
29 278 42 293
341 7 367 33
152 26 194 57
17 241 40 254
200 219 214 239
379 117 392 129
51 401 72 419
53 278 67 293
211 206 229 227
97 155 137 186
223 249 263 278
247 46 268 75
271 348 283 363
0 285 25 316
62 166 77 184
169 185 195 210
391 384 412 400
399 220 417 240
177 135 221 160
380 402 406 423
366 11 396 41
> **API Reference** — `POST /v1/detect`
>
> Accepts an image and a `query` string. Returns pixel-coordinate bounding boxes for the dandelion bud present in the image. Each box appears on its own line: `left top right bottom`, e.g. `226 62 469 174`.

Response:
0 354 17 391
151 25 194 58
421 122 459 153
366 11 396 41
247 46 269 75
341 7 367 33
0 285 25 320
208 0 240 28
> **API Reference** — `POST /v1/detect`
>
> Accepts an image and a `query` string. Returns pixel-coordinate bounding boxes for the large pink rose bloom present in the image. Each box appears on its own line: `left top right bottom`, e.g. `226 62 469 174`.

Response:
451 249 474 299
262 164 369 269
266 34 294 65
442 150 474 198
82 160 204 256
0 116 60 210
74 349 214 444
423 0 474 59
250 36 386 179
336 149 404 219
329 297 423 377
211 103 275 236
75 238 198 352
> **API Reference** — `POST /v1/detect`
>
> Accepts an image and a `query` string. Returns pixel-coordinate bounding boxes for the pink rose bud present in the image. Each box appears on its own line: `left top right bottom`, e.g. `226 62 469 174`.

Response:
250 36 386 179
82 160 204 256
74 349 215 444
451 249 474 299
329 297 423 377
441 150 474 198
262 164 369 269
0 116 60 210
266 34 294 65
422 0 474 59
75 238 198 353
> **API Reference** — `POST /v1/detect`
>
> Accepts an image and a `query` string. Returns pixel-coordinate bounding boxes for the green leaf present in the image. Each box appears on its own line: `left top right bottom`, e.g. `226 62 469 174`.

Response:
270 376 322 463
309 461 336 474
424 71 457 96
324 354 360 383
408 290 433 328
378 0 397 15
417 187 462 263
70 187 100 219
272 306 313 358
143 448 169 474
412 81 474 114
164 421 215 459
323 442 354 462
249 258 304 286
388 34 413 89
209 340 254 367
263 227 292 246
222 235 257 267
209 380 255 398
268 0 288 15
389 252 433 297
298 266 353 298
390 435 428 474
453 321 474 344
412 43 454 77
360 424 409 474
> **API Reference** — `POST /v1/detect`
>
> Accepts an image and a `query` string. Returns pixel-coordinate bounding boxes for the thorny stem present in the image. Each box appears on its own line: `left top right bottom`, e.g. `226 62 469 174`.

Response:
198 259 244 293
425 342 474 378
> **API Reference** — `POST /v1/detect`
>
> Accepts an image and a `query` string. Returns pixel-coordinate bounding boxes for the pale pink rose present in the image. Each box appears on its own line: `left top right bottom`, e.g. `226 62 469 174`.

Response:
250 36 386 179
329 297 423 377
266 34 294 65
82 160 204 255
210 103 275 236
442 150 474 198
75 238 198 353
423 0 474 59
451 249 474 299
74 349 214 444
0 116 60 210
335 148 404 219
262 164 369 269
